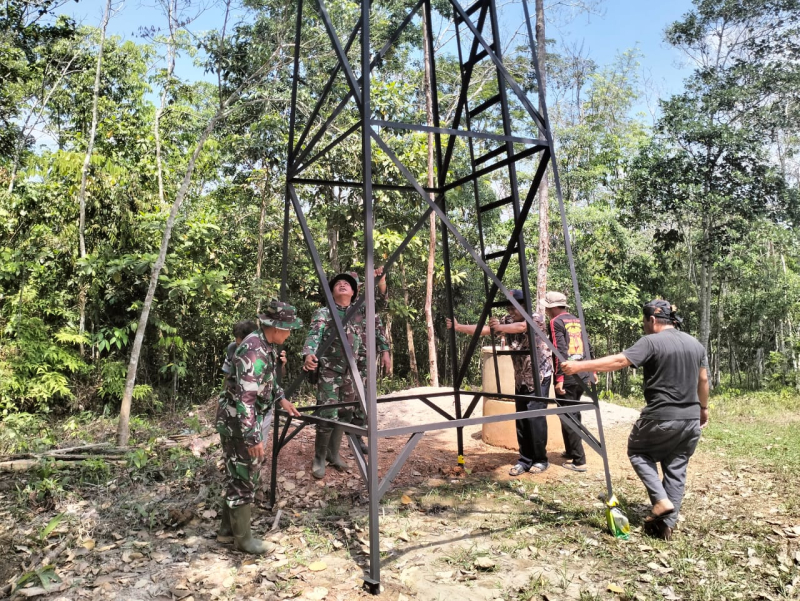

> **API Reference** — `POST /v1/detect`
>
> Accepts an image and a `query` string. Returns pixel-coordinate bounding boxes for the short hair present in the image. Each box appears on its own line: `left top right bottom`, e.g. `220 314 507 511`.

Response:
233 319 257 340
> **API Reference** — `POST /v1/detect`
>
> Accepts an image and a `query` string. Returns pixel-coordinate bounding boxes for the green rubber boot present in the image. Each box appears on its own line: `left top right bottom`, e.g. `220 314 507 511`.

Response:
217 503 233 542
312 427 333 479
229 504 269 555
326 425 347 471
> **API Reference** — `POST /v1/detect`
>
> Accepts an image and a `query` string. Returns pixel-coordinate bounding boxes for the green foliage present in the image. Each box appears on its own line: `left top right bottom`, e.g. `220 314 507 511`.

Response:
0 412 53 454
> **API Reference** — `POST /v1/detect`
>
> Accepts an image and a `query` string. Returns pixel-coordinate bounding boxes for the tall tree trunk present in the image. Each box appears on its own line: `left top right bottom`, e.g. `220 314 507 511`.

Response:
422 6 438 387
154 0 178 210
534 0 549 314
401 261 419 386
77 0 112 357
383 313 393 377
116 61 268 445
698 213 712 353
255 175 268 314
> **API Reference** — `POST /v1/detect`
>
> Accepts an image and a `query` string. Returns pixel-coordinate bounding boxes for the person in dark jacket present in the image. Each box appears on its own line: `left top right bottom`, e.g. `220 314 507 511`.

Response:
544 291 591 472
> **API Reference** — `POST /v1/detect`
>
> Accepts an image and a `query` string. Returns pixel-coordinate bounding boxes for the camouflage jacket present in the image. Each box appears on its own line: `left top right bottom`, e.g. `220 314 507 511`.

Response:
501 313 553 390
217 330 284 446
303 303 364 374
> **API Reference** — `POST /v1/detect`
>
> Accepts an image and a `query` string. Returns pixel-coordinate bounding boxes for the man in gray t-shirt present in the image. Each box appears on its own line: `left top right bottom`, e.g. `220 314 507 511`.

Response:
562 300 710 541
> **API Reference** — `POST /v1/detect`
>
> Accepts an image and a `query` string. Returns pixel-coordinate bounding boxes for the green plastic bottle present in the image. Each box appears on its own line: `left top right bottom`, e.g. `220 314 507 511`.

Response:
605 495 630 540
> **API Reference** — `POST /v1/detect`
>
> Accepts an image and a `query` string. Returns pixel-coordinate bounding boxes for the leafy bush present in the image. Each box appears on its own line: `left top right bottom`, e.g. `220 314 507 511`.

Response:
0 318 87 414
0 412 54 454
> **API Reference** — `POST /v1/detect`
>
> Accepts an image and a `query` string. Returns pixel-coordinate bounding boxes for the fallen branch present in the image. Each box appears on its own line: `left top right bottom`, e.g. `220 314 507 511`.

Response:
0 458 126 473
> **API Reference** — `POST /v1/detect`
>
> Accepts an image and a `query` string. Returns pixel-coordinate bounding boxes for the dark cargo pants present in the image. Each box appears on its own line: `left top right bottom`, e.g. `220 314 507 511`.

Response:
627 418 702 528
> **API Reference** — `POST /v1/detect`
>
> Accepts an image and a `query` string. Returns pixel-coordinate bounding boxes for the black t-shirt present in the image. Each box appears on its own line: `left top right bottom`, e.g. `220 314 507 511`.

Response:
622 328 708 420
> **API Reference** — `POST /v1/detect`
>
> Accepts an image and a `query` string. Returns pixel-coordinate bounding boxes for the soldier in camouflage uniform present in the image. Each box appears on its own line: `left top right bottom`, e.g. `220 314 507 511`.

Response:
302 273 366 479
215 300 302 554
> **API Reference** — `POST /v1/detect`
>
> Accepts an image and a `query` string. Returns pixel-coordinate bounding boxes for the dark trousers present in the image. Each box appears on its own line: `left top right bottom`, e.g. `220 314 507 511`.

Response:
627 418 701 528
556 379 586 465
514 376 551 468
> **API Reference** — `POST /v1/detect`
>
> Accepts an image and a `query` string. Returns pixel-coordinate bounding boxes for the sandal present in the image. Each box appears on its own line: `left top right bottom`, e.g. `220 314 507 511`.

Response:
529 462 549 474
509 463 528 477
561 461 587 473
643 510 676 541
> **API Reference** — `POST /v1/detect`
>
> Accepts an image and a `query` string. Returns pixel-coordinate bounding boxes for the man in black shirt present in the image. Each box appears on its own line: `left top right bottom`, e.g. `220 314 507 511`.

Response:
562 300 709 540
544 291 591 472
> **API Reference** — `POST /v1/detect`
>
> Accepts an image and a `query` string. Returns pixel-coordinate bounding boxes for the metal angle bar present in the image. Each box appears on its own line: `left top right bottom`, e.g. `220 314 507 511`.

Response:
286 184 368 414
592 401 614 496
376 403 596 438
314 0 363 111
462 393 482 419
469 92 501 119
442 2 491 177
277 414 294 450
362 0 381 589
557 412 601 455
377 433 424 499
292 0 424 169
294 122 361 175
278 421 307 447
347 433 369 482
485 246 517 260
292 20 361 159
449 0 546 131
479 195 513 213
416 396 456 420
290 177 438 193
524 3 595 404
455 15 500 396
453 151 550 387
474 145 506 166
269 403 283 507
371 119 544 146
377 390 455 402
463 43 494 68
443 143 544 192
486 0 541 399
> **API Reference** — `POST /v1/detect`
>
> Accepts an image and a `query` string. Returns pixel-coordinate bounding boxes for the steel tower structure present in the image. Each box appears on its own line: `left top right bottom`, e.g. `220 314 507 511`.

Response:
271 0 615 592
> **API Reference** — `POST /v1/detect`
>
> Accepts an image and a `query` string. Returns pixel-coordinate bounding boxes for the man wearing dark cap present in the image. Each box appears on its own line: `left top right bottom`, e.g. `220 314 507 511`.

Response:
562 300 709 540
303 273 365 479
544 290 590 472
446 289 553 476
215 300 303 554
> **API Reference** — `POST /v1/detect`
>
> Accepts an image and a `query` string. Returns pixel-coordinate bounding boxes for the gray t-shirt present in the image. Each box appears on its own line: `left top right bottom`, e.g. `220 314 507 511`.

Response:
622 328 708 420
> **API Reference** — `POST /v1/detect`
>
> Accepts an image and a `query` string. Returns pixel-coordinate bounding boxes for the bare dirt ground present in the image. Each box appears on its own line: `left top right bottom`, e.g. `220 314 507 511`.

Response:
1 388 798 600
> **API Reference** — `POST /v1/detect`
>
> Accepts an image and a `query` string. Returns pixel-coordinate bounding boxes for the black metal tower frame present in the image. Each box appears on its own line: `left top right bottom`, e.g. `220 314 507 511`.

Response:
271 0 615 593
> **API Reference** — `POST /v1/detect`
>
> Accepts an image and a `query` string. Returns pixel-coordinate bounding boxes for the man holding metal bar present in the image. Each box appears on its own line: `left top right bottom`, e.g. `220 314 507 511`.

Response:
446 289 552 476
303 273 365 479
215 300 303 554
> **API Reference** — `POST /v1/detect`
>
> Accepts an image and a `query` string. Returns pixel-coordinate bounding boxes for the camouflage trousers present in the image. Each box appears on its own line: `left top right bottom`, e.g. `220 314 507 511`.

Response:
217 407 273 508
315 367 357 422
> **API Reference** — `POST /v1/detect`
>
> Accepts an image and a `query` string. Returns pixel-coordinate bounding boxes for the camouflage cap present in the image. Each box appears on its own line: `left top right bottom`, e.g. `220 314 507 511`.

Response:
330 272 358 300
258 299 303 330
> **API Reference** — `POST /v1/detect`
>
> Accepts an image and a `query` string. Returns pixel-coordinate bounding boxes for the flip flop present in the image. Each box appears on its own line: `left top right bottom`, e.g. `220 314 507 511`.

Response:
509 463 528 477
643 510 676 541
561 461 587 473
529 462 549 474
